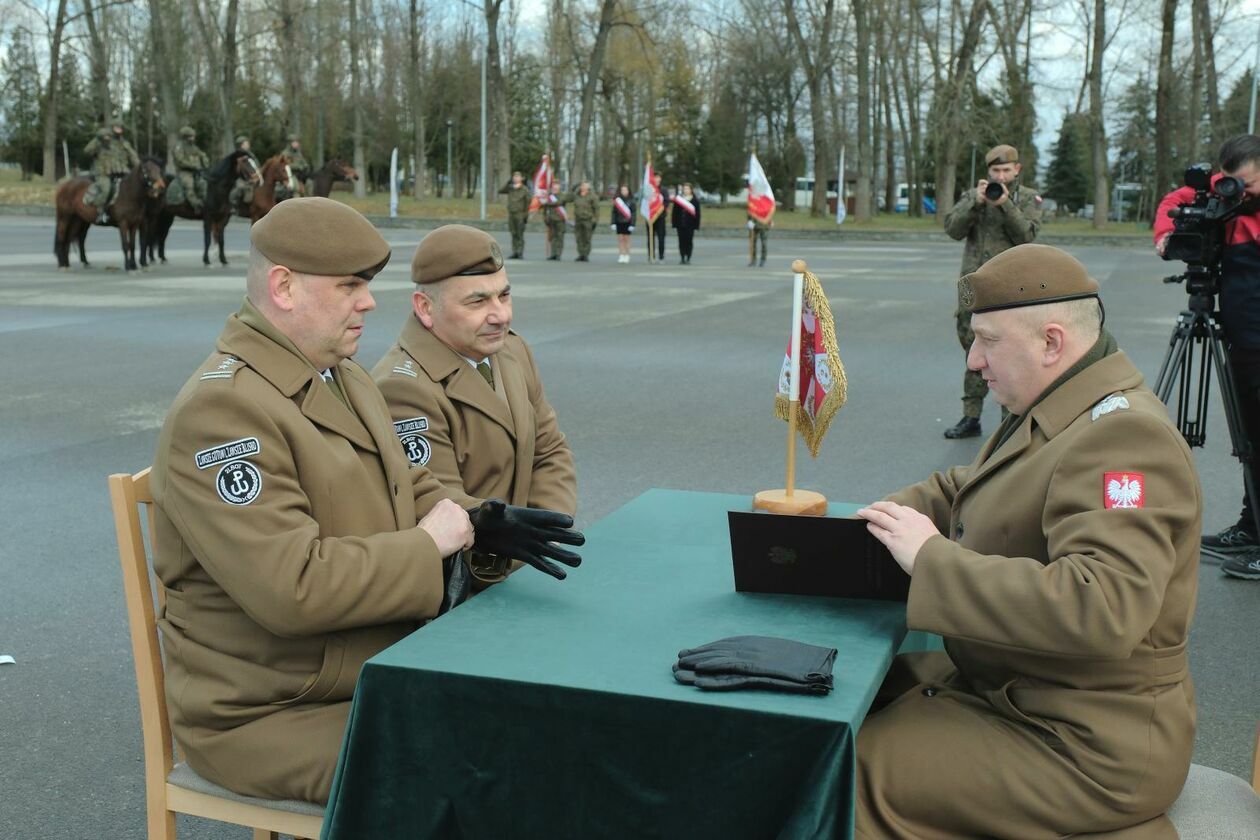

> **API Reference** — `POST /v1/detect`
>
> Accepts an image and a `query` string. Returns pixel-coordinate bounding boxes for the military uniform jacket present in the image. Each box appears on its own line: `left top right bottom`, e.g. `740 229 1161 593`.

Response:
150 303 451 764
173 140 210 172
888 351 1200 816
372 316 576 516
499 182 532 216
570 192 600 223
85 136 140 176
543 194 569 226
943 183 1042 276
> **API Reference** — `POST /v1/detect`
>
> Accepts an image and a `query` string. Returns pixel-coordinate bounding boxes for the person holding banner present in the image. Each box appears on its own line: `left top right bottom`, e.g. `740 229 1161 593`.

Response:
642 170 667 262
671 183 701 264
746 151 776 267
611 184 636 264
747 213 771 267
542 182 569 261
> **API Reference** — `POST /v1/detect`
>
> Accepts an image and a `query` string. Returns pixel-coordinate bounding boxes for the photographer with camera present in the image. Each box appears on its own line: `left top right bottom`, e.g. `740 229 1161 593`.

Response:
1155 134 1260 580
941 144 1043 439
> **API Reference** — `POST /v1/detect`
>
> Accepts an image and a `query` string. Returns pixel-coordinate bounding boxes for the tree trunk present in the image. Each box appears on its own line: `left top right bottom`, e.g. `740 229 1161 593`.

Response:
278 0 302 136
568 0 617 185
1089 0 1109 229
41 0 69 183
81 1 111 125
148 0 181 170
485 1 510 190
1154 0 1177 197
785 0 838 217
350 0 366 197
1194 0 1220 146
221 0 239 156
410 0 426 198
854 0 872 221
932 0 986 221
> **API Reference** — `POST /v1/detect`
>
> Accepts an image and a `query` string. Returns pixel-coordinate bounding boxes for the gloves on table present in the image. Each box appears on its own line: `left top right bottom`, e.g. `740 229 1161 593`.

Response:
469 499 585 580
672 636 837 695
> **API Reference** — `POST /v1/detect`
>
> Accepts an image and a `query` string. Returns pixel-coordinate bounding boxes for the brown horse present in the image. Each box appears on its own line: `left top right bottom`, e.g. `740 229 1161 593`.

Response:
54 158 166 271
144 150 260 266
311 158 359 197
249 155 293 223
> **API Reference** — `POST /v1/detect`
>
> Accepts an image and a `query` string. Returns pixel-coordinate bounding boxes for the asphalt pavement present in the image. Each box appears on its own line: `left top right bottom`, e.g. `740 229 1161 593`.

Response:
0 215 1255 838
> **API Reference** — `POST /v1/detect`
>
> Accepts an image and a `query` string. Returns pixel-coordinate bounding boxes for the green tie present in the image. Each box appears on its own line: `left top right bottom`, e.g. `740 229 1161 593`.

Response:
476 360 494 389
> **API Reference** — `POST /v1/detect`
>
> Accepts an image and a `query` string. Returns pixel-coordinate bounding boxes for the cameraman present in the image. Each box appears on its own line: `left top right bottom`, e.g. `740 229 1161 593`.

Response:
941 144 1043 439
1155 134 1260 580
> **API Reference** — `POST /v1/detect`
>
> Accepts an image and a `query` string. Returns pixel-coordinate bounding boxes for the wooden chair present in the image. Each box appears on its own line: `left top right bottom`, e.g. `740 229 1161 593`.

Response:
109 468 325 840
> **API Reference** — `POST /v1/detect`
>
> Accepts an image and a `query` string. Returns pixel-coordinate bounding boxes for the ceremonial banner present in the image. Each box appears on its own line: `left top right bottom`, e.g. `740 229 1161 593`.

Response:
640 161 664 224
747 152 776 225
529 154 552 213
775 269 846 458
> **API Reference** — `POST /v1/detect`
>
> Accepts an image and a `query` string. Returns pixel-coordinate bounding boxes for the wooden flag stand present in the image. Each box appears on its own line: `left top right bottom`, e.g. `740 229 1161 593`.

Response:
754 259 828 516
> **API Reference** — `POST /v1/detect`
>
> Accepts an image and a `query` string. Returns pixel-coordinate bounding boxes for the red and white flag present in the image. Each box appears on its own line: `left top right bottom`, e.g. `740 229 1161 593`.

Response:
774 269 846 458
672 194 697 217
640 161 664 224
529 154 553 213
747 151 776 225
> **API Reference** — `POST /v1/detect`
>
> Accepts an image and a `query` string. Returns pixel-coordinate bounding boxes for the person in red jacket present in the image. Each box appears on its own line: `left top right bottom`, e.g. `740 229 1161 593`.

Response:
1155 134 1260 579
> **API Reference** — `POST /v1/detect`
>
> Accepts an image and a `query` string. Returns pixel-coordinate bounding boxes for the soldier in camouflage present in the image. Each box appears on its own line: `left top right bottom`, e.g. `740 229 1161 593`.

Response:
498 171 531 259
229 134 260 214
542 182 569 261
277 133 310 200
171 126 210 211
83 116 140 223
941 143 1042 439
570 181 600 262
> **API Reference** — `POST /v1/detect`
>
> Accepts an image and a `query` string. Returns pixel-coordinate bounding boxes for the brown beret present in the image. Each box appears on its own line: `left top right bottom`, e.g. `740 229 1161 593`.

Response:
250 197 390 279
985 144 1019 166
411 224 504 285
959 244 1099 314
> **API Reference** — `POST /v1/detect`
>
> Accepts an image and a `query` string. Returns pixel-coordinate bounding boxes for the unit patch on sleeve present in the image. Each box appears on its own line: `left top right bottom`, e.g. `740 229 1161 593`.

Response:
216 461 263 505
1104 472 1144 509
195 437 261 470
393 417 431 466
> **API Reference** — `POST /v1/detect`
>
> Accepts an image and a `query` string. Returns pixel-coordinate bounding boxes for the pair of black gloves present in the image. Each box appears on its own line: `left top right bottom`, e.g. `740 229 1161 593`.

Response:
441 500 584 613
672 636 837 695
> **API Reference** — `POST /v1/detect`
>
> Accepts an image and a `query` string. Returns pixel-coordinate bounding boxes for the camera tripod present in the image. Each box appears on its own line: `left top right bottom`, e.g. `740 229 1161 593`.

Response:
1154 269 1260 539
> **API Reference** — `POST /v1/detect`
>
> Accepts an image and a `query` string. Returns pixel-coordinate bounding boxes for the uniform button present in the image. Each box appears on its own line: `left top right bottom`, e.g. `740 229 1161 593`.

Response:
955 522 964 539
922 687 938 698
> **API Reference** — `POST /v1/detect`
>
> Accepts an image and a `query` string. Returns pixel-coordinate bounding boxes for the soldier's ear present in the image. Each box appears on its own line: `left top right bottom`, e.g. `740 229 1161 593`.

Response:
268 265 297 312
413 290 436 328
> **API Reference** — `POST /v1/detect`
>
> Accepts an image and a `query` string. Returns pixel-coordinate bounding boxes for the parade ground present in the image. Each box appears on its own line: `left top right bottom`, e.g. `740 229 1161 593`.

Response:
1 215 1255 837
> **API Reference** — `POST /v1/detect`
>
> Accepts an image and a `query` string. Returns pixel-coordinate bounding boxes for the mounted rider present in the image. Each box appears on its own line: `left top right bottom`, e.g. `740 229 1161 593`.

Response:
170 126 211 212
229 134 260 216
276 133 310 201
83 115 140 224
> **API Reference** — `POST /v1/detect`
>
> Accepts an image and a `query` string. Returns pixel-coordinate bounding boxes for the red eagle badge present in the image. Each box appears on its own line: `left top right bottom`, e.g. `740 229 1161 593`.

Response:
1104 472 1144 509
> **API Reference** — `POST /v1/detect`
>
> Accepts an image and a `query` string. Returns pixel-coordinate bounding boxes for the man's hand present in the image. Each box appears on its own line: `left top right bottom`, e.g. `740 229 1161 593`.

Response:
855 501 941 575
469 500 584 579
1156 233 1169 257
418 499 474 557
975 179 990 203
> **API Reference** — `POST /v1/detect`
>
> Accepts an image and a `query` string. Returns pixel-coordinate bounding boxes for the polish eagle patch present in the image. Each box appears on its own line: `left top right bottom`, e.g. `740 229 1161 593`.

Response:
1104 472 1144 509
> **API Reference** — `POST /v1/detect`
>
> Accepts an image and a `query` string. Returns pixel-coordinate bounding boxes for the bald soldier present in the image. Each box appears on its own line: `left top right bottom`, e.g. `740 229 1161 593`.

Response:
942 143 1042 439
150 199 582 803
374 225 576 585
854 244 1200 838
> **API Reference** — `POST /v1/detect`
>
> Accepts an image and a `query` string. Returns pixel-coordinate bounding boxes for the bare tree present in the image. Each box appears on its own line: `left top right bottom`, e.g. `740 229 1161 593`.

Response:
1088 0 1108 228
147 0 180 165
1193 0 1221 146
568 0 617 185
81 0 111 124
785 0 838 216
276 0 303 136
1154 0 1177 196
349 0 365 196
190 0 240 154
40 0 71 183
853 0 872 220
484 0 510 190
410 0 427 198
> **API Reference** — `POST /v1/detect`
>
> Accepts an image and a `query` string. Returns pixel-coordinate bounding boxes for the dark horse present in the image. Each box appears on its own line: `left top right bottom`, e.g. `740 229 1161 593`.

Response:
311 158 359 197
249 155 293 223
54 158 166 271
143 150 260 266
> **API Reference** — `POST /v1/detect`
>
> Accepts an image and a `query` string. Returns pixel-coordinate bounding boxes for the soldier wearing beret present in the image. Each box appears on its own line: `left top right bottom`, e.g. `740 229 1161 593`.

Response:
941 143 1043 439
373 225 576 586
854 244 1200 838
150 200 581 803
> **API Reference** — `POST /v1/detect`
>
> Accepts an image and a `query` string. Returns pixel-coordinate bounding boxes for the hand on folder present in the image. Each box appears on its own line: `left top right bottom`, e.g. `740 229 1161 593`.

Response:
855 501 941 574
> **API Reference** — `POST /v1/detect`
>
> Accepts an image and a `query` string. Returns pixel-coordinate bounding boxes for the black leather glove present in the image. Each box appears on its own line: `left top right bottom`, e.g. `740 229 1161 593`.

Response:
672 663 831 695
438 550 472 615
676 636 837 688
468 499 584 580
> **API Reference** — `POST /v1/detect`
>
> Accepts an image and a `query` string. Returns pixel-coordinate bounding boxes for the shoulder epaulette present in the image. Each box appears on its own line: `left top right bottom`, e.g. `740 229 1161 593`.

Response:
199 355 245 382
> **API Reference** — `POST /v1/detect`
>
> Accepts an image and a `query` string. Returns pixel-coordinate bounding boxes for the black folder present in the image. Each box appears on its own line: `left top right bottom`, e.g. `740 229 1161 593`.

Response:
727 510 910 603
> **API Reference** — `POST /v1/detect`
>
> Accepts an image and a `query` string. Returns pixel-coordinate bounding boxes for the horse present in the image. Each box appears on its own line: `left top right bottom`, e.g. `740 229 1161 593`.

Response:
249 154 293 223
143 150 260 266
311 158 359 197
54 158 166 272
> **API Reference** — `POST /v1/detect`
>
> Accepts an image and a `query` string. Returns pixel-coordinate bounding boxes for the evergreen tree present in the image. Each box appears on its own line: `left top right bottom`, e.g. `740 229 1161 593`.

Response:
695 81 747 199
1 28 43 178
1110 75 1156 220
1219 70 1255 143
1044 112 1092 212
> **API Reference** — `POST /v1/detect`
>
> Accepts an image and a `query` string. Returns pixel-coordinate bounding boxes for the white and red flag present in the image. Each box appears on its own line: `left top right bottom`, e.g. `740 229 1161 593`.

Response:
775 268 846 458
529 153 553 213
747 151 776 225
639 160 664 224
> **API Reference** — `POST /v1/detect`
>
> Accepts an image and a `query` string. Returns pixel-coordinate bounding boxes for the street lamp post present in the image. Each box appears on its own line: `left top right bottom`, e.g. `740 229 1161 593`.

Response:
446 119 453 198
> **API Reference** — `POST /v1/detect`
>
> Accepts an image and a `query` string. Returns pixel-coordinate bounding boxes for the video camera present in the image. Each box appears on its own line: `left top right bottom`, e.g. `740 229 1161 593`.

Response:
1162 163 1247 273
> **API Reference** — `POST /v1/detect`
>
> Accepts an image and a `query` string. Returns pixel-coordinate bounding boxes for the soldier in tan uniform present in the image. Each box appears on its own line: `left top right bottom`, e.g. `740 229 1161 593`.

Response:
150 199 582 803
941 143 1042 439
374 224 576 584
855 244 1200 839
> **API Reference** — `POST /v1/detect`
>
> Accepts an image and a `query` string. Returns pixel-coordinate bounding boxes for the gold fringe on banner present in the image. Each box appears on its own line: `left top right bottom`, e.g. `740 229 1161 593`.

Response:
774 269 847 458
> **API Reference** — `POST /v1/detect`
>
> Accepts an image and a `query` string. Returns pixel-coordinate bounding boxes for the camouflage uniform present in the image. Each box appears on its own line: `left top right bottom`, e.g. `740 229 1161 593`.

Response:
229 134 259 213
278 135 310 200
543 191 569 260
748 213 770 266
499 179 532 258
84 127 140 212
570 188 600 261
171 127 210 211
944 180 1042 418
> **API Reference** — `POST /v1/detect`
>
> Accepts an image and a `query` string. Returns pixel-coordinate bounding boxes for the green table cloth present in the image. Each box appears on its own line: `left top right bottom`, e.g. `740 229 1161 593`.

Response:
322 489 909 839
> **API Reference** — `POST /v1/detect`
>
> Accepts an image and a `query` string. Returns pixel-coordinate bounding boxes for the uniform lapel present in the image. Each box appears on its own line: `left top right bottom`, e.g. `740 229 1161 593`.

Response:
497 345 535 505
400 315 517 437
341 363 415 528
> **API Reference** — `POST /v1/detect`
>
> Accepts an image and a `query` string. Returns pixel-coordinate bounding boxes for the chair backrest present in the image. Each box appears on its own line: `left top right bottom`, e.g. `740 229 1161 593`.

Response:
108 469 176 799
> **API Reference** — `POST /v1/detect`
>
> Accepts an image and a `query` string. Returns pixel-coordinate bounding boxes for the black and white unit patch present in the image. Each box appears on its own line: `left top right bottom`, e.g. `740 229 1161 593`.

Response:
216 461 263 505
195 437 261 470
393 417 432 466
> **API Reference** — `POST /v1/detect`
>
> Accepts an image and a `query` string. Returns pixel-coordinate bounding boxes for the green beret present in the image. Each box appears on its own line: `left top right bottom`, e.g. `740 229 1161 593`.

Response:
179 125 196 138
250 197 391 280
959 244 1099 314
985 144 1019 166
411 224 504 285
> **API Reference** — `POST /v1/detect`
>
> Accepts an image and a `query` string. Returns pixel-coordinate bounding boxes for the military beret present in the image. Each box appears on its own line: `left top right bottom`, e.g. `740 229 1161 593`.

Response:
250 197 391 279
411 224 504 285
959 244 1099 314
985 144 1019 166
